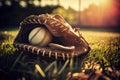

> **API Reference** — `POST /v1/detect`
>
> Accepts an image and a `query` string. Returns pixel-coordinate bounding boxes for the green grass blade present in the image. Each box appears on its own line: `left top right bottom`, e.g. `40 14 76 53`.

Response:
58 59 69 75
44 61 57 72
70 58 73 71
35 64 46 78
10 52 23 70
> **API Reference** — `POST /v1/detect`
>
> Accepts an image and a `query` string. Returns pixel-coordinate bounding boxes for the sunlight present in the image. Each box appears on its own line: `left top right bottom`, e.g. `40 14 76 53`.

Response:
41 0 111 11
91 0 107 5
19 1 27 8
33 0 40 7
80 0 111 11
5 0 11 6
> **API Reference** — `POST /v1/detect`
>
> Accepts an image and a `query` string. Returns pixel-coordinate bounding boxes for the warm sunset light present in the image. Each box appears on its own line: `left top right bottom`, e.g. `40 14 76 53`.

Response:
0 0 119 28
0 0 119 80
41 0 111 11
40 0 118 27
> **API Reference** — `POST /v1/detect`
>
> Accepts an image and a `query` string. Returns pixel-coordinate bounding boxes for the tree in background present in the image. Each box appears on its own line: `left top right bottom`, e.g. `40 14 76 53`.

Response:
0 0 119 28
52 6 78 26
0 0 59 27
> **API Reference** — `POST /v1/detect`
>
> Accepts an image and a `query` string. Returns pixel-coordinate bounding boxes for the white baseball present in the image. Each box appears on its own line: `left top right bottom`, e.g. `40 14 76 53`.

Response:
28 27 52 47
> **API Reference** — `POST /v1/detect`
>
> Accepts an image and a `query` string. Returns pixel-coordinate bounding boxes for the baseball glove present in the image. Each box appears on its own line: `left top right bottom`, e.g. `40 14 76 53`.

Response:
13 14 90 60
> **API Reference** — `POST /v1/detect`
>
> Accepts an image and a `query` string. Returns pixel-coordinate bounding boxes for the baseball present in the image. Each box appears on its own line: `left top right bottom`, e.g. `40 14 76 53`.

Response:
28 27 52 47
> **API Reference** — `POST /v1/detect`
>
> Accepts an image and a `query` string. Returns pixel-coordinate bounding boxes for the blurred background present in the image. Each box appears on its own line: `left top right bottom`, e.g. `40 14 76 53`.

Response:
0 1 120 79
0 0 119 31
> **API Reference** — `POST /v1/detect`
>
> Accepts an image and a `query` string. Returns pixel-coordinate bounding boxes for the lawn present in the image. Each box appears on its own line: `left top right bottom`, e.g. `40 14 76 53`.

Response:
0 28 120 80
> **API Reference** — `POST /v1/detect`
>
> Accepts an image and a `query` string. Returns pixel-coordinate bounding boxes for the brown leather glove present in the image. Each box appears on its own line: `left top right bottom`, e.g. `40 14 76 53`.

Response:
13 14 90 60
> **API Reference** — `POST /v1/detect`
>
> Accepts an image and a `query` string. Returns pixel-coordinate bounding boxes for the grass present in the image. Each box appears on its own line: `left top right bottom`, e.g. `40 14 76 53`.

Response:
0 28 120 80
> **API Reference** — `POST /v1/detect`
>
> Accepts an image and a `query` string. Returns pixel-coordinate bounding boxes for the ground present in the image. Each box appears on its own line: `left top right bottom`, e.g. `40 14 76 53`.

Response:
0 28 120 80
